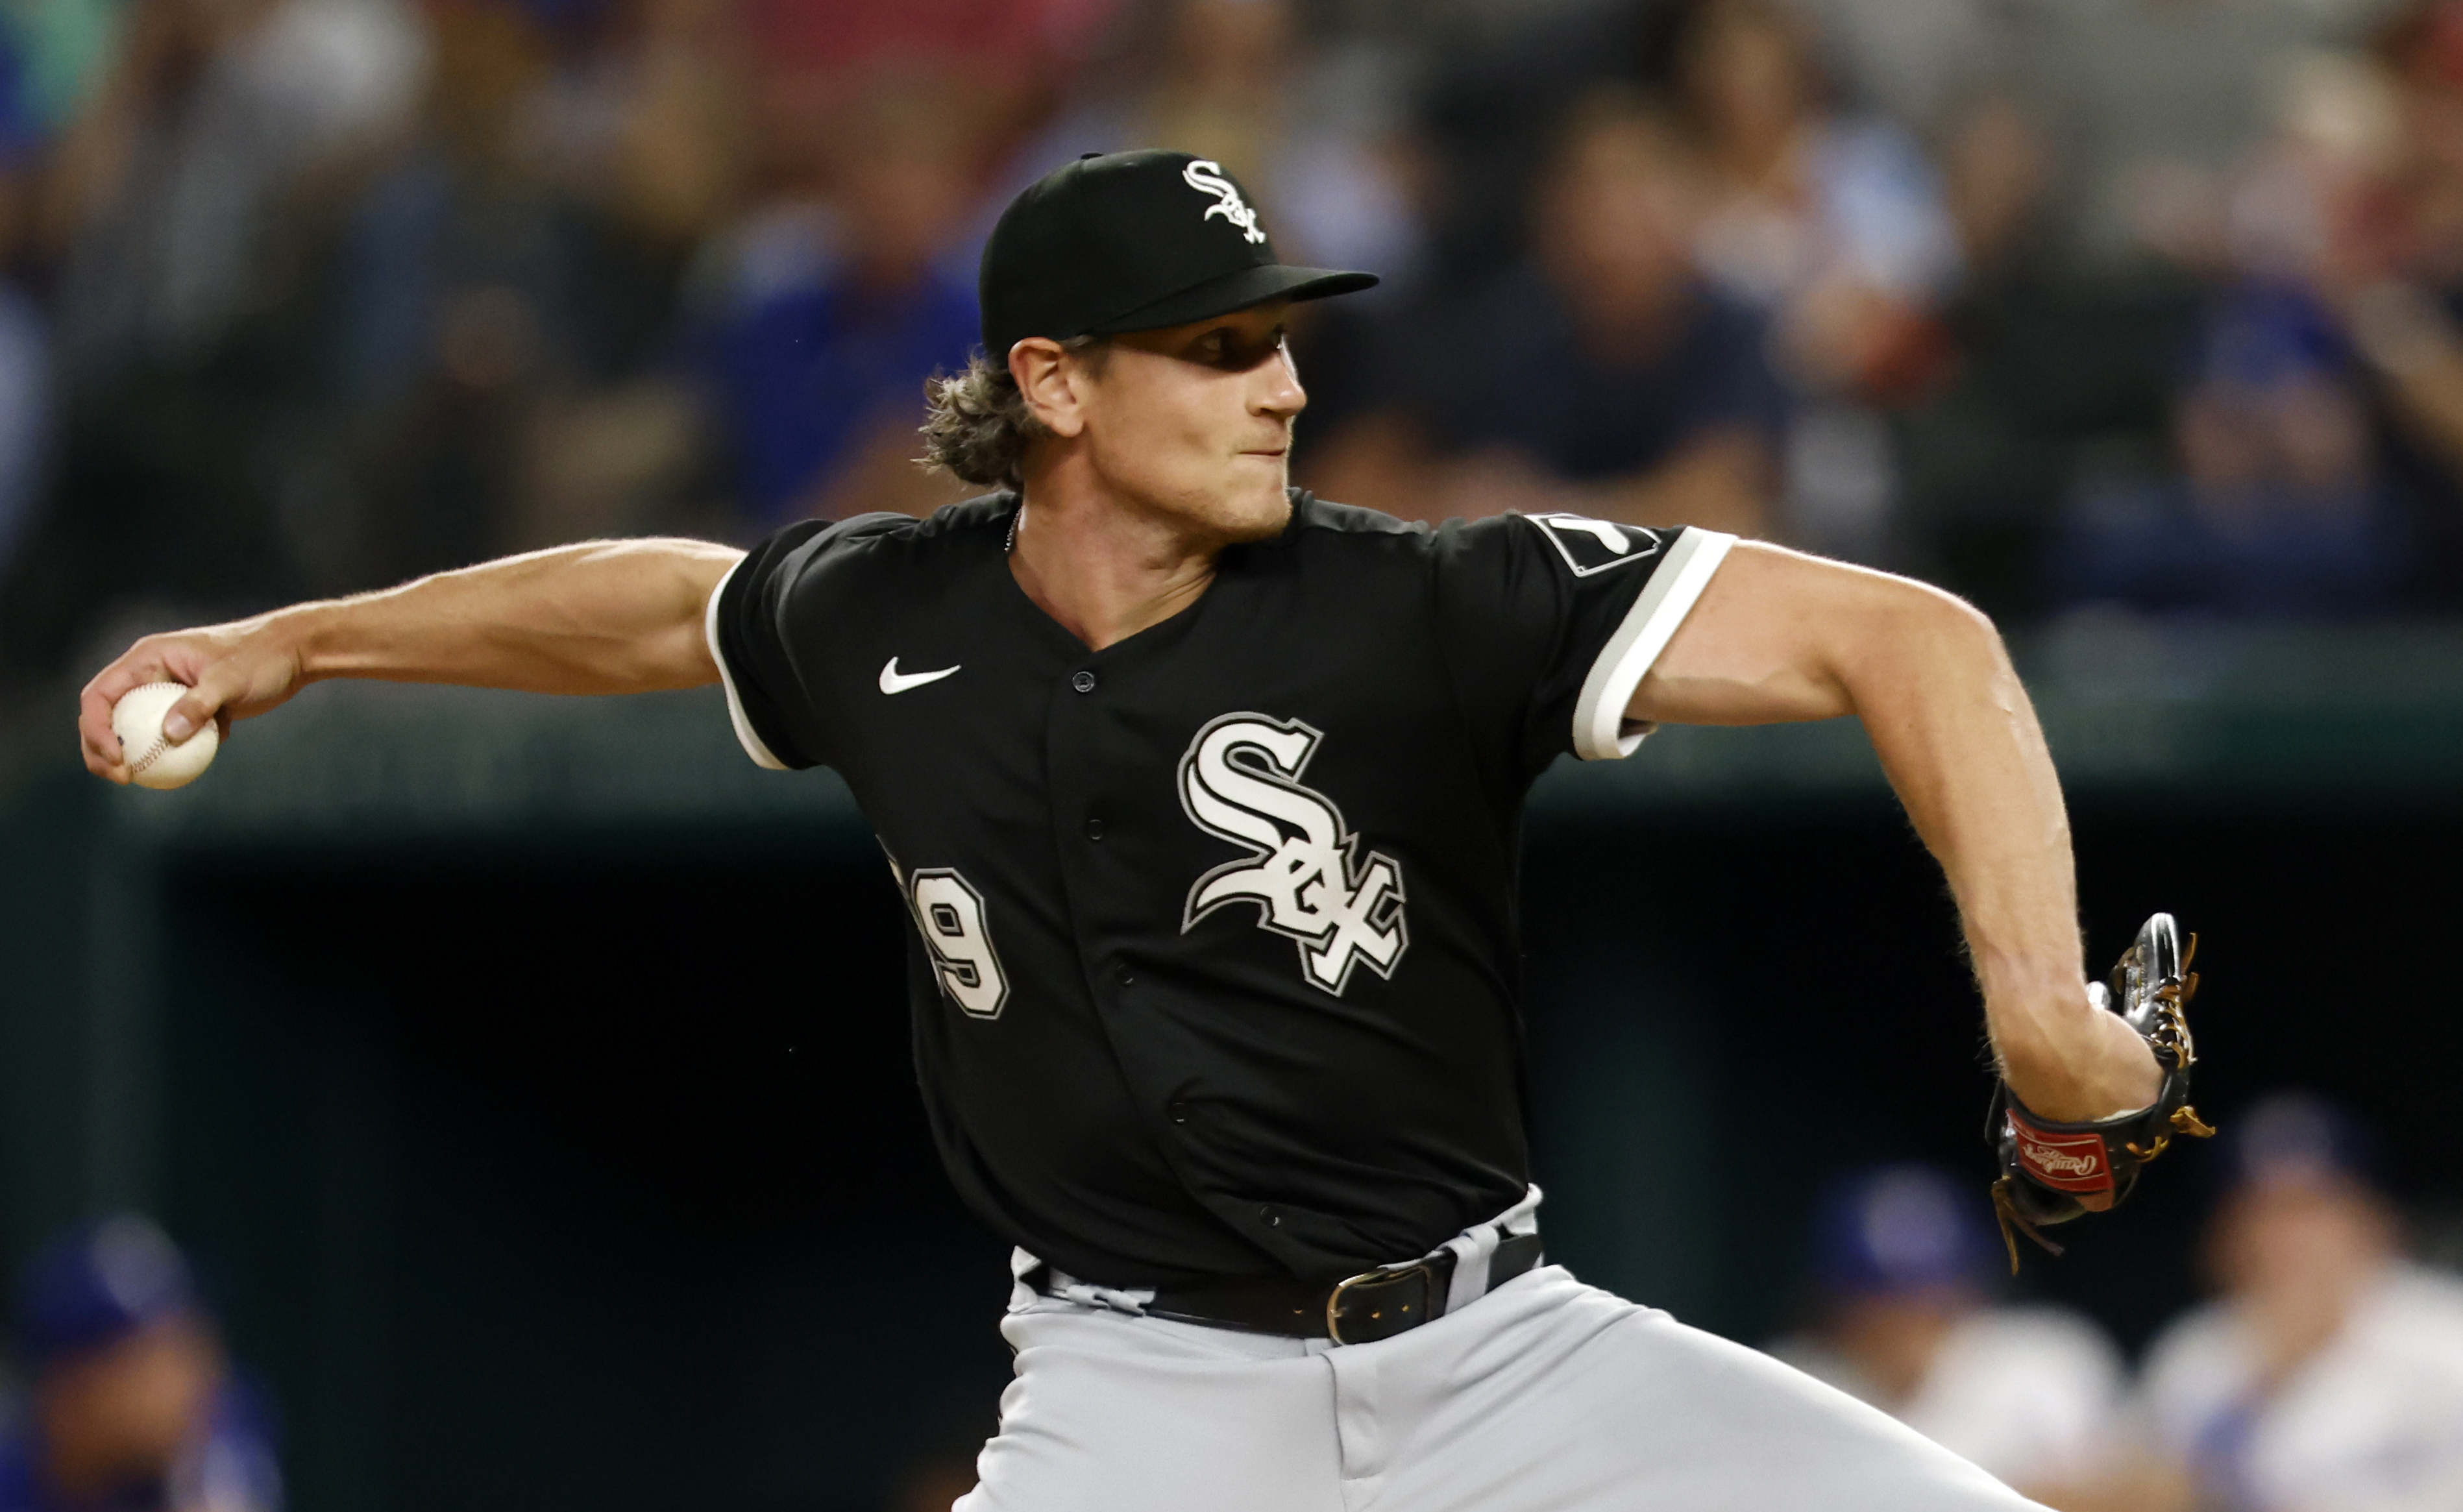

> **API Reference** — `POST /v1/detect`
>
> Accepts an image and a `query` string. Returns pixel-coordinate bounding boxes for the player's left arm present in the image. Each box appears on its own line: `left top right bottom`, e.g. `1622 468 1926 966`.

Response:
1628 541 2162 1127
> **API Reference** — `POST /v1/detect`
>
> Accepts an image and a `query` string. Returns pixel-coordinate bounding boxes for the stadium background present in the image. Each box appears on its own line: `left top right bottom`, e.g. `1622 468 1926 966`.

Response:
3 0 2462 1506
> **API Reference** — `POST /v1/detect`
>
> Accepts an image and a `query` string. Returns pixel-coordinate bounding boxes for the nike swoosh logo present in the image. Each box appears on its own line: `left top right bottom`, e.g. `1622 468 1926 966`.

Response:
879 657 960 695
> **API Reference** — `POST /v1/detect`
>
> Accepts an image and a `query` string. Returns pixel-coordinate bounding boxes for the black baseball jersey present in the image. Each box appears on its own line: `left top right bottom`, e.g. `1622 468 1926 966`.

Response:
708 490 1732 1287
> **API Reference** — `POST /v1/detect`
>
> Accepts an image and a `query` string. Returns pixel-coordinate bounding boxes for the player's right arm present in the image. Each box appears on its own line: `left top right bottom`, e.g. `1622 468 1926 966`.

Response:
79 538 742 784
1630 542 2159 1132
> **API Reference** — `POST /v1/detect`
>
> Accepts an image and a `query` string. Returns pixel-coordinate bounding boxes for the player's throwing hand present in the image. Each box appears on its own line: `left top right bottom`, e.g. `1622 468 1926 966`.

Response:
79 617 310 785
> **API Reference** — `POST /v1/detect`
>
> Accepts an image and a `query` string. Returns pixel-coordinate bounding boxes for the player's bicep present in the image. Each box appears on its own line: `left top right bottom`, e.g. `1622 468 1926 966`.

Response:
1628 541 1918 727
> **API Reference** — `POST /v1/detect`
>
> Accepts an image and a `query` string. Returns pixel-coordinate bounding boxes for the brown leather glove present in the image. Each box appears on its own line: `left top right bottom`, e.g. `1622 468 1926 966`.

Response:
1987 912 2216 1271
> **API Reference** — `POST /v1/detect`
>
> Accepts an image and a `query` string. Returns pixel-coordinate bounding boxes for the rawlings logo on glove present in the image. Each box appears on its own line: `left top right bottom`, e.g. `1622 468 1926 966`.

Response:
2010 1124 2113 1191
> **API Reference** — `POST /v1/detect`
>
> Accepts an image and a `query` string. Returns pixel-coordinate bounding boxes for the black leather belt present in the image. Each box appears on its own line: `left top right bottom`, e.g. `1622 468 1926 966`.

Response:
1031 1232 1545 1346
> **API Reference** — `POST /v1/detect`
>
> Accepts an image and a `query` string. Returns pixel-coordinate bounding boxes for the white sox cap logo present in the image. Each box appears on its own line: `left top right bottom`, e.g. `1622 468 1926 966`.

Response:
1177 713 1407 994
1181 160 1268 245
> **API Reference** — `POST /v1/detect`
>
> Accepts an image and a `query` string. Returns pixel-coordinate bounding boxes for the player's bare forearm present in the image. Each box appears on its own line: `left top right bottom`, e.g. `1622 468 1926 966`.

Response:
1633 543 2161 1123
79 539 741 783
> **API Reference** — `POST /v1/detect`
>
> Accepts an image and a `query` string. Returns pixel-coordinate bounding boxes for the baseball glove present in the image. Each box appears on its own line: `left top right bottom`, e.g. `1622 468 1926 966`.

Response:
1987 912 2215 1271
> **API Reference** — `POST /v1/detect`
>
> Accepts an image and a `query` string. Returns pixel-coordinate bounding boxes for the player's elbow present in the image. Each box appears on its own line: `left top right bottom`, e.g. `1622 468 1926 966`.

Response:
1822 568 2013 716
1863 572 2002 665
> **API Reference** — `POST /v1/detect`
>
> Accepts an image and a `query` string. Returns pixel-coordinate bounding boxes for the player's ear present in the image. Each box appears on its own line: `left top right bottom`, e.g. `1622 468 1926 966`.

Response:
1011 337 1090 440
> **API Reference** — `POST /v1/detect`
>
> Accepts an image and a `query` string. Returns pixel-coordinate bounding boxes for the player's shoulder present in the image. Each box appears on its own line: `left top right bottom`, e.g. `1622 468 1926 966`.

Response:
815 493 1015 557
1280 490 1430 545
1242 492 1441 591
1277 494 1685 583
752 493 1014 593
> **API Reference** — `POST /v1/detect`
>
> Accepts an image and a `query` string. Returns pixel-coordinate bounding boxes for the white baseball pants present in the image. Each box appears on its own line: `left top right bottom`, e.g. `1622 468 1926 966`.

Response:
955 1263 2044 1512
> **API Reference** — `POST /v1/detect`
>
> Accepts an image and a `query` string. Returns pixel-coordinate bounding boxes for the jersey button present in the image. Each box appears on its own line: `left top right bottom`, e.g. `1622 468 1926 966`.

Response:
1114 963 1134 986
1083 817 1104 841
1168 1101 1188 1125
1258 1206 1282 1227
1071 670 1097 694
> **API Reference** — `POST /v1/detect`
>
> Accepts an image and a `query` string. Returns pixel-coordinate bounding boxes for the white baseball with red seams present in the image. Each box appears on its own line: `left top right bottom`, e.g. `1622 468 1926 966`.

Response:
111 681 220 790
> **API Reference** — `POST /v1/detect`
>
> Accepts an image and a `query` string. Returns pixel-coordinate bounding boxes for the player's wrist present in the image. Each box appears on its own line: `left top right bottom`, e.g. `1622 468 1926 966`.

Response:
270 598 353 684
1995 995 2163 1122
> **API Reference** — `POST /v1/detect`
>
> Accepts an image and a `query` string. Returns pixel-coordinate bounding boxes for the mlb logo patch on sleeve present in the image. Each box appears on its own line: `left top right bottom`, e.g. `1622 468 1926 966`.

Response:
1521 513 1666 577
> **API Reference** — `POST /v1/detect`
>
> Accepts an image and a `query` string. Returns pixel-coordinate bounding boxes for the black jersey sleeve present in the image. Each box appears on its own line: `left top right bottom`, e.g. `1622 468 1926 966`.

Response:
1430 513 1735 781
705 514 914 771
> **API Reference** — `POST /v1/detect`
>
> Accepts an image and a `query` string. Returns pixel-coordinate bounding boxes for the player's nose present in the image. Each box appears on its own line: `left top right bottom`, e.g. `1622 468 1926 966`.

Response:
1254 345 1307 419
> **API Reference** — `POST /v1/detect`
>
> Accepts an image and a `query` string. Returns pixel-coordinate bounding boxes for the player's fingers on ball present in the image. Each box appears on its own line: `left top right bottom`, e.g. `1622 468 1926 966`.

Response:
77 687 130 782
80 729 130 783
80 641 166 712
79 726 130 783
162 684 221 744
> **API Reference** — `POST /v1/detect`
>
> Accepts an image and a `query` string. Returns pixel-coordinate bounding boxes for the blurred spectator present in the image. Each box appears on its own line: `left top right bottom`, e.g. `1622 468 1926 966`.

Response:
1766 1164 2126 1507
337 0 738 576
46 0 428 379
1662 0 1958 395
0 1215 279 1512
2043 41 2413 618
2125 1093 2463 1512
1302 89 1782 534
994 0 1423 282
2305 0 2463 607
2006 0 2383 269
0 21 51 588
2048 278 2405 616
747 0 1116 101
1656 0 1959 558
1892 92 2200 621
698 68 984 526
1791 0 2004 130
0 0 429 681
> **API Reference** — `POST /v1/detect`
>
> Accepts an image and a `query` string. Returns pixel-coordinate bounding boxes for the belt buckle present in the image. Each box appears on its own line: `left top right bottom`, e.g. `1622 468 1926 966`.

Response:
1326 1262 1437 1346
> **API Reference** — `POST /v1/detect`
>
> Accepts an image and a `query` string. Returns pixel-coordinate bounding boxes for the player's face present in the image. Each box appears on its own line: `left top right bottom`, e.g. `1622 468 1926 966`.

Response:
1076 300 1306 543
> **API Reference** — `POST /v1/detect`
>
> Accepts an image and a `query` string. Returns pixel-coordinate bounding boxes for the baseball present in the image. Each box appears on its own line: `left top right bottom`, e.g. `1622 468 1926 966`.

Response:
111 682 219 790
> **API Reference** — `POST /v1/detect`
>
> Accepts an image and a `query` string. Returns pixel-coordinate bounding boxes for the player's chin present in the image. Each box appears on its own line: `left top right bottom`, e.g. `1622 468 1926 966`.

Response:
1219 491 1292 543
1215 461 1293 541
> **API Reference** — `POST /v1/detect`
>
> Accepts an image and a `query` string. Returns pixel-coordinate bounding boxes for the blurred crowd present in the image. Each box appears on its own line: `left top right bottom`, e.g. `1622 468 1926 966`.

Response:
9 1093 2457 1512
15 0 2463 683
1774 1093 2463 1512
0 1216 278 1512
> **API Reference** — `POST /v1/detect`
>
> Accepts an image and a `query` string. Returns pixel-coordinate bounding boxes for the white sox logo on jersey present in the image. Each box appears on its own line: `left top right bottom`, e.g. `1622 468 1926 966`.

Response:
1177 713 1407 995
1182 160 1268 245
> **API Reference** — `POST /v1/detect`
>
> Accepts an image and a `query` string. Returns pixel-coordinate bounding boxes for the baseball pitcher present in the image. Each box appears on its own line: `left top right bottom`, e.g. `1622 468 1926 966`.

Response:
79 151 2203 1511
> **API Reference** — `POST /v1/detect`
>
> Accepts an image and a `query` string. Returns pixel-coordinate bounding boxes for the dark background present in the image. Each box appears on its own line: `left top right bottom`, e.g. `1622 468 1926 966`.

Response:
3 702 2442 1511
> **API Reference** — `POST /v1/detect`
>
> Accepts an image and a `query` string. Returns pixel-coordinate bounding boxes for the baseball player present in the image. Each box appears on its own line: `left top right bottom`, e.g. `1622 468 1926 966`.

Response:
2133 1093 2463 1511
0 1216 282 1512
1769 1164 2127 1501
79 150 2183 1511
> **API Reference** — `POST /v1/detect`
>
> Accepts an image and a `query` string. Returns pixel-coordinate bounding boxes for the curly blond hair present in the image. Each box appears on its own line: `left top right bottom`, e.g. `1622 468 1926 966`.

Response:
918 337 1109 490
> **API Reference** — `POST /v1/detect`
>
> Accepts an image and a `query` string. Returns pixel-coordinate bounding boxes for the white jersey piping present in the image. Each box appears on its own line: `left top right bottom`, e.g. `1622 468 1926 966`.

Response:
704 554 789 771
1570 529 1736 761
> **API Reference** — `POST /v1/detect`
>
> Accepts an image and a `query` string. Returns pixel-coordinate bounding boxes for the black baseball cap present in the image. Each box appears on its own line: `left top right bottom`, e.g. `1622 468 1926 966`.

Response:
979 149 1378 360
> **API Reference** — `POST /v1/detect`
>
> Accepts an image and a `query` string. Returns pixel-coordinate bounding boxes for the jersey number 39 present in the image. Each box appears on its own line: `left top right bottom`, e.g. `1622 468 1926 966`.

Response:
901 866 1011 1019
